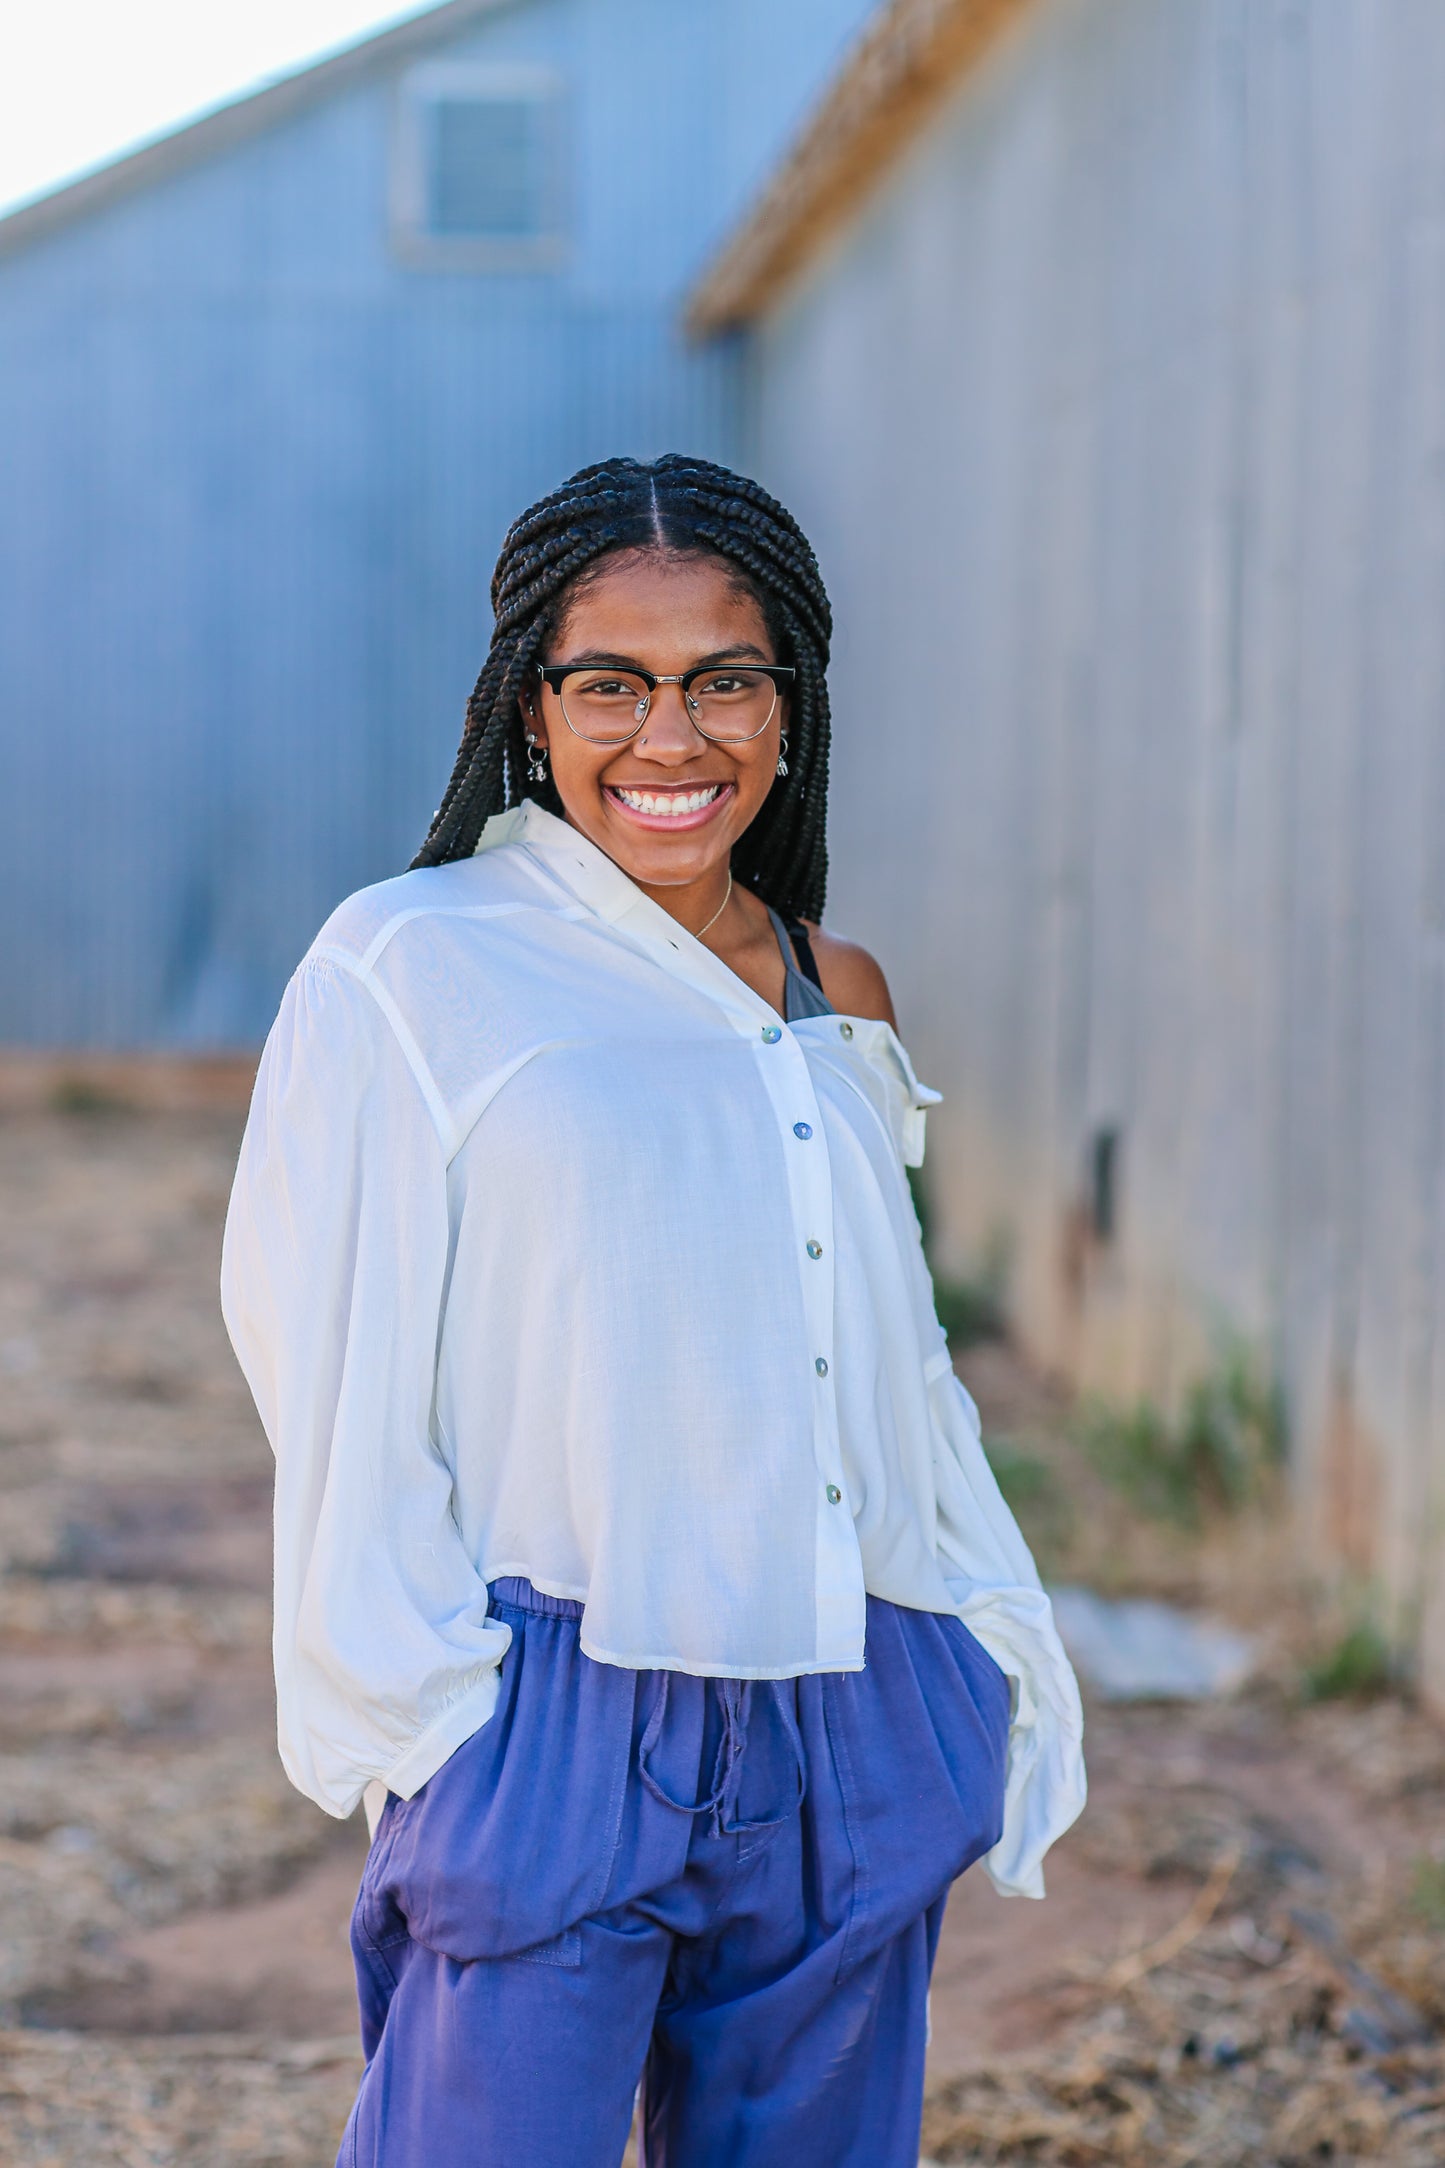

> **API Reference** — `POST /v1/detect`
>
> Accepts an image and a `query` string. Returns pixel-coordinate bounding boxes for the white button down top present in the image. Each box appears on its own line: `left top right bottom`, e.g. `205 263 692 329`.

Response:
221 801 1085 1896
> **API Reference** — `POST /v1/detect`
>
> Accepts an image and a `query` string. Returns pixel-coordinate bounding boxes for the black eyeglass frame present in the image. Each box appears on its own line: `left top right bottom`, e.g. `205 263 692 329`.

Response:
537 662 795 745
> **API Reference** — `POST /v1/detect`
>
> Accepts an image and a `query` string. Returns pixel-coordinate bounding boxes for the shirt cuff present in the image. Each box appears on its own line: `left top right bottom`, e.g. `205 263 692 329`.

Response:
381 1665 503 1802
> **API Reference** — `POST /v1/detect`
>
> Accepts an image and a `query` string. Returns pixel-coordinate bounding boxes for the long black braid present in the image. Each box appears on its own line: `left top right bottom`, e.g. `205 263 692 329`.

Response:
410 453 833 922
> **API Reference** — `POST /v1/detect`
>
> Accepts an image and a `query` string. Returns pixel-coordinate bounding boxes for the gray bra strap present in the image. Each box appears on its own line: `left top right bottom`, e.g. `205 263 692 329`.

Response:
767 906 835 1023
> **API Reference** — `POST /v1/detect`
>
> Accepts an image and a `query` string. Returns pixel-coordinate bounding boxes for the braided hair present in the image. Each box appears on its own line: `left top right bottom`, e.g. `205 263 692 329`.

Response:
411 453 833 922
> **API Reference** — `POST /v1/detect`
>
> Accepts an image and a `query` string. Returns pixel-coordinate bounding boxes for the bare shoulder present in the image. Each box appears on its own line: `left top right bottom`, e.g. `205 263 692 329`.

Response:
803 924 898 1029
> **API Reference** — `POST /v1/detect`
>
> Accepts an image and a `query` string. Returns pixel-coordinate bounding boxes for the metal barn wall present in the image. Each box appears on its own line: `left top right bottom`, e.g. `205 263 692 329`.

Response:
741 0 1445 1698
0 0 875 1045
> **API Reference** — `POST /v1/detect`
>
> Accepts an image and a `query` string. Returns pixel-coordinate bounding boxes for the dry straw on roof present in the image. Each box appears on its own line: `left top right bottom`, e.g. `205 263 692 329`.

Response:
687 0 1038 335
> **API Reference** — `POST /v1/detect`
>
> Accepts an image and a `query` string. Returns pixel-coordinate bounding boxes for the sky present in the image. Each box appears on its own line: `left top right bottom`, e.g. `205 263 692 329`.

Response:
0 2 440 217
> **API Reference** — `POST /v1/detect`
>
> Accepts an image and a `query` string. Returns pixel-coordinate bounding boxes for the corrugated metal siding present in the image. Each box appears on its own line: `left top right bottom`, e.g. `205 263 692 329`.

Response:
0 0 876 1045
741 0 1445 1699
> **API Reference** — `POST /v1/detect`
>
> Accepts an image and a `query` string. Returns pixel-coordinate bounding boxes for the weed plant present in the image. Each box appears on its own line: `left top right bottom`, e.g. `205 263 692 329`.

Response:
1301 1616 1396 1702
1409 1857 1445 1929
1074 1337 1287 1529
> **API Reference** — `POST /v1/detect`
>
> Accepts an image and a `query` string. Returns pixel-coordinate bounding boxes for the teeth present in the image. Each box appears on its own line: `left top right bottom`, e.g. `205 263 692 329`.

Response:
615 785 722 816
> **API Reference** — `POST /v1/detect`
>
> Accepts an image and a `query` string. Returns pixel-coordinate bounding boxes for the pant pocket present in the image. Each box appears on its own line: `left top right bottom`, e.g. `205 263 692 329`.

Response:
937 1611 1014 1753
827 1598 1010 1980
512 1925 583 1969
370 1606 634 1964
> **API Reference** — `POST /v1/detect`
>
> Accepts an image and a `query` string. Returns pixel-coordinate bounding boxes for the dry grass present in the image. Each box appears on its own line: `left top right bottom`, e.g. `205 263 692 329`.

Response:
0 1098 1441 2166
923 1780 1445 2166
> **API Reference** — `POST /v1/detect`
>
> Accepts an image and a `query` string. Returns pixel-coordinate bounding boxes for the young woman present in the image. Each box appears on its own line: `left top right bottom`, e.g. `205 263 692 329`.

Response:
222 454 1085 2168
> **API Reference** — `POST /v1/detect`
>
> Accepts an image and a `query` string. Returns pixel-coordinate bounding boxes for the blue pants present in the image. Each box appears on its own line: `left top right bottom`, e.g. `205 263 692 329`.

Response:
340 1578 1010 2168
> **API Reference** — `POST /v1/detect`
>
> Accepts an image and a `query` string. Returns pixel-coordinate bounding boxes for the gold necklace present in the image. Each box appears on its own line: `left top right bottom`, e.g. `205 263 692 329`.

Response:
696 871 733 941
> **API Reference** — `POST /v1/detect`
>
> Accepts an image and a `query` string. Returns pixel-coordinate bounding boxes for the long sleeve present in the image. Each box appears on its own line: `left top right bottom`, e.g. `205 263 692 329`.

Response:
928 1359 1087 1898
221 953 511 1818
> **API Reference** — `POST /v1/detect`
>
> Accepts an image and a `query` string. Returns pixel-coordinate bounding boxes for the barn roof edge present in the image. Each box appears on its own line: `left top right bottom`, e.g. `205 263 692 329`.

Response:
684 0 1043 337
0 0 526 262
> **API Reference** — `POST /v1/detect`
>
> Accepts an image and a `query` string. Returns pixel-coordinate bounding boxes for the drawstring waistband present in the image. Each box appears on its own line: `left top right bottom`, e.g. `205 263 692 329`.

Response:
637 1674 807 1838
486 1578 809 1838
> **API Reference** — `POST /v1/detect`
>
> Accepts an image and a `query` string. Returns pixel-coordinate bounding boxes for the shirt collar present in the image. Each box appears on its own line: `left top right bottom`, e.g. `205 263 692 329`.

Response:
477 799 643 926
477 804 939 1105
476 799 782 1029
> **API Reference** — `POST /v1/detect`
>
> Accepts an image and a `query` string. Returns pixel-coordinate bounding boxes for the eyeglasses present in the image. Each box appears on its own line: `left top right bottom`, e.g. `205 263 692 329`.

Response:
538 661 794 746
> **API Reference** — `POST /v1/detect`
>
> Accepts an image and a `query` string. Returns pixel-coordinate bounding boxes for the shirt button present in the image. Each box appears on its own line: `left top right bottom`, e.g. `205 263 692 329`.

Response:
762 1024 782 1043
793 1121 813 1139
806 1240 823 1259
839 1021 853 1040
826 1484 843 1505
815 1356 829 1377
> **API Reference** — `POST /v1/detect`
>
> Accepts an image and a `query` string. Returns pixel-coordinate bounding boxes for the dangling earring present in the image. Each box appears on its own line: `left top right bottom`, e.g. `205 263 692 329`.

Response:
776 732 790 778
525 733 548 785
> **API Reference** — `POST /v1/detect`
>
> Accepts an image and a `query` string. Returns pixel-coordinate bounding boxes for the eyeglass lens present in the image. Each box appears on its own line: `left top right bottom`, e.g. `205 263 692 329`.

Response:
556 667 778 743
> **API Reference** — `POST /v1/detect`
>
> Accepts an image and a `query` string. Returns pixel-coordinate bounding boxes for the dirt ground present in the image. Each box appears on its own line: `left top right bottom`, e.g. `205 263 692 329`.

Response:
0 1087 1442 2166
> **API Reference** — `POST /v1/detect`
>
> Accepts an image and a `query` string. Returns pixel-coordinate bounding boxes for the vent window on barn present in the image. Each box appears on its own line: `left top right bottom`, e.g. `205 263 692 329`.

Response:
393 65 564 268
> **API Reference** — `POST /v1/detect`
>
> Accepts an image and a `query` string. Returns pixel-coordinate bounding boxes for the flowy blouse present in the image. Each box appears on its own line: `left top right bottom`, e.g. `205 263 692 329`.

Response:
221 800 1085 1898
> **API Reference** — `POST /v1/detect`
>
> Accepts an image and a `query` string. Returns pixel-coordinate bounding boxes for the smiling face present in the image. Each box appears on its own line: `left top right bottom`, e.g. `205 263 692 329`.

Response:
522 549 787 911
